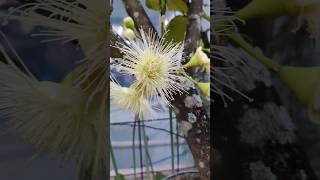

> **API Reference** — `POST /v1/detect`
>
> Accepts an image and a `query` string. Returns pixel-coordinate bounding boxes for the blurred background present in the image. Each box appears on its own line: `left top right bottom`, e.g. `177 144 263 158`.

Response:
0 0 209 179
213 0 320 179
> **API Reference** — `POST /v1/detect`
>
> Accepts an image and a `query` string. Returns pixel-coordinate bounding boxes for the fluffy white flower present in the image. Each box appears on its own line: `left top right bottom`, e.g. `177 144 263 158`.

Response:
3 0 111 108
116 29 187 105
110 81 154 119
3 0 108 69
0 61 108 180
3 0 108 45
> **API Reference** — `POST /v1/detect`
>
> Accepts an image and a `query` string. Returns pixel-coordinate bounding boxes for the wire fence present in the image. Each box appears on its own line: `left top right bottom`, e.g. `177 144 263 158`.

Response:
110 107 190 178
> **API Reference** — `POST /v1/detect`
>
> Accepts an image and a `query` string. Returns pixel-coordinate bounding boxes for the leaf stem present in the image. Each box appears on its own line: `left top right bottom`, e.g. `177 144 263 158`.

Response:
110 144 119 176
179 68 198 85
169 107 175 173
201 12 210 22
132 121 137 180
141 121 155 179
137 117 144 180
227 32 281 72
159 0 167 35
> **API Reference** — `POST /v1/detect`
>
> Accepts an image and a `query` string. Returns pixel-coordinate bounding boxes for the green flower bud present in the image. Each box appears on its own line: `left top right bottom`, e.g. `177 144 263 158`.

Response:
197 82 210 97
123 16 135 30
184 47 210 69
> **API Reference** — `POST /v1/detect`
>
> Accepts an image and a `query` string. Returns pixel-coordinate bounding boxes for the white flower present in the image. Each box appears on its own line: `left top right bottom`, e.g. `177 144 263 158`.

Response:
116 28 187 105
3 0 111 108
0 61 108 180
3 0 108 61
110 81 154 119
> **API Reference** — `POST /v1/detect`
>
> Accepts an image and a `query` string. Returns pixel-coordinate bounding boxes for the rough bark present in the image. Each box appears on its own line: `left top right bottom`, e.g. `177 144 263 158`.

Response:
122 0 157 33
265 17 320 178
213 1 317 178
183 0 203 63
176 0 210 179
120 0 210 179
172 89 210 179
213 83 318 180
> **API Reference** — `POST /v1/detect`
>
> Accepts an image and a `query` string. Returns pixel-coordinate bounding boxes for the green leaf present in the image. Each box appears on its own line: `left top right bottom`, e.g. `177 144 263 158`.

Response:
114 174 126 180
146 0 188 13
155 171 166 180
164 15 187 43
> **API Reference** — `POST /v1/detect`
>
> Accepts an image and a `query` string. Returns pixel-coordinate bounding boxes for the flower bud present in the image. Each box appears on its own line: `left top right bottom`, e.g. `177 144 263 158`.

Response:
197 82 210 97
122 28 136 40
123 16 135 30
184 47 210 69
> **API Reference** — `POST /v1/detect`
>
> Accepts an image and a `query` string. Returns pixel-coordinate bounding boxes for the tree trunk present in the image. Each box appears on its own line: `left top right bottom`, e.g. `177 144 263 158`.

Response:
213 0 317 176
213 82 318 179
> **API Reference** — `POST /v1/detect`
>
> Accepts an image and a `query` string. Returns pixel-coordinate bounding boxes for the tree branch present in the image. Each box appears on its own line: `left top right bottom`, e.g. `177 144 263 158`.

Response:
121 0 157 33
183 0 203 63
175 1 210 179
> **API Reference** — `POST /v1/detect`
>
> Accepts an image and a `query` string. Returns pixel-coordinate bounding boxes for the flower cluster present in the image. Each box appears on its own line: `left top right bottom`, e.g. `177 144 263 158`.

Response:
111 28 188 119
